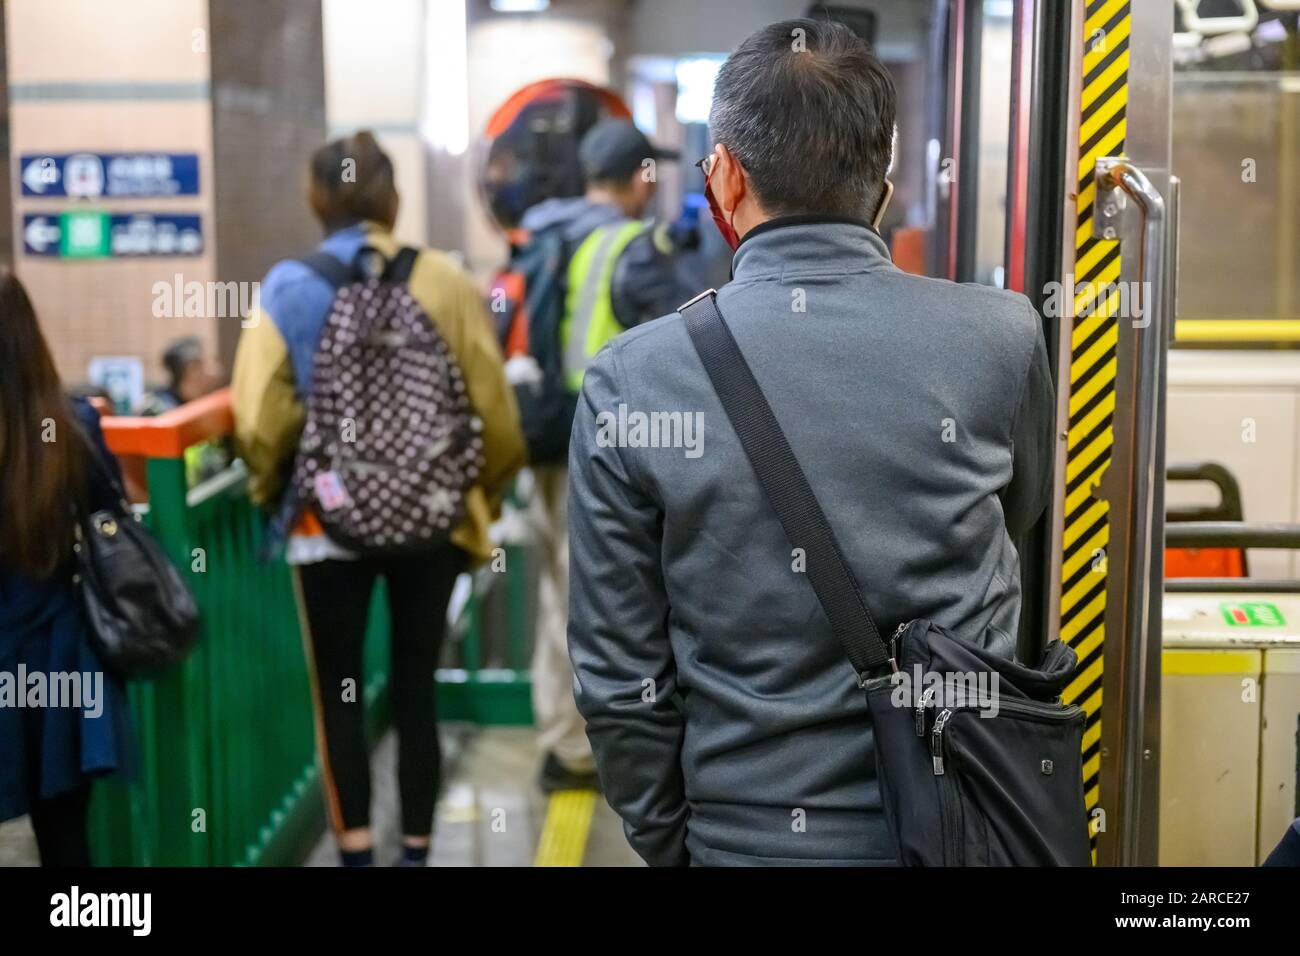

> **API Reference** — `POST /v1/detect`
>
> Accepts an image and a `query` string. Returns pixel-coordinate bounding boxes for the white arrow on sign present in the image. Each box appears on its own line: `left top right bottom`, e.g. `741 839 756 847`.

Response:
25 216 61 253
22 157 60 194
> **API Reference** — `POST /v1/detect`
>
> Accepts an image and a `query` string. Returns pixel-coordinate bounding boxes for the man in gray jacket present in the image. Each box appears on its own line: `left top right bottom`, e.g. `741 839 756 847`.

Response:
567 18 1054 866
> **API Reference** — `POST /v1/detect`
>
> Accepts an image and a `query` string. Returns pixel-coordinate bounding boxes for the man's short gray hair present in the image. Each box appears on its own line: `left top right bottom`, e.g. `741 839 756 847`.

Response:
709 18 897 219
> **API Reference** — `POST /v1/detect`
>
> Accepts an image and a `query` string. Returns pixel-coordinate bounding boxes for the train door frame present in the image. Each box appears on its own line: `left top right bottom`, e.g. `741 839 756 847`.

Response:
930 0 984 284
929 0 1175 865
1044 0 1176 866
1008 0 1074 666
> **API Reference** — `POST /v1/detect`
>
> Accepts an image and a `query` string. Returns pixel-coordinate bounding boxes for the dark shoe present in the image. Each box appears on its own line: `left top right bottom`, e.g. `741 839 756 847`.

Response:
537 752 600 793
396 845 429 867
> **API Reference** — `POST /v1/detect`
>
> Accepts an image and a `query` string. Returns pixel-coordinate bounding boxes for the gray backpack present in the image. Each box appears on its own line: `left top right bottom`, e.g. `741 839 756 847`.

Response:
291 246 484 554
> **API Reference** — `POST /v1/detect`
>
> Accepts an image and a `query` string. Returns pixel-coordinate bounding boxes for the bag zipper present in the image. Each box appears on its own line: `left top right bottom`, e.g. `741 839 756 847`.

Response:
930 708 963 864
931 708 952 774
915 685 937 737
990 697 1084 722
890 621 908 662
332 435 463 476
918 690 1080 742
341 459 394 476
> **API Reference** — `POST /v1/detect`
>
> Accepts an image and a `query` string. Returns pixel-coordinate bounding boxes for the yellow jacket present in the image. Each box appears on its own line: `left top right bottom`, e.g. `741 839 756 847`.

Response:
231 223 525 565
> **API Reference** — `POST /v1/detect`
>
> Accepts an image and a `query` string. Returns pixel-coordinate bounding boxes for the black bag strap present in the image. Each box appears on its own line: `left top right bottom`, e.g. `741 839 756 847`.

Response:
70 417 130 519
679 290 895 679
383 246 419 284
296 250 353 289
297 245 419 288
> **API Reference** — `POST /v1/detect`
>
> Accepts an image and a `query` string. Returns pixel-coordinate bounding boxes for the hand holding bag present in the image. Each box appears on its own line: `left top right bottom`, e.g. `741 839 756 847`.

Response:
73 426 201 680
680 290 1091 867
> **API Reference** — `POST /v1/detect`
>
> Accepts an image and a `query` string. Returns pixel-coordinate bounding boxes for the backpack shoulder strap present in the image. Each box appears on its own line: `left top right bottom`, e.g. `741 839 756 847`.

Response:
525 224 570 271
382 246 420 284
678 290 895 680
295 250 353 290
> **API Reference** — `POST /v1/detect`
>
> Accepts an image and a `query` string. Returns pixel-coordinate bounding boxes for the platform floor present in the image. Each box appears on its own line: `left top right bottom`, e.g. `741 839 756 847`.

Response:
306 724 639 867
1 725 639 867
0 811 36 866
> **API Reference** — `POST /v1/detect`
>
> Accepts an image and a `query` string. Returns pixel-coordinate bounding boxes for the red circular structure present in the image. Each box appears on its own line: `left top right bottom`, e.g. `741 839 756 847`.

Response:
478 78 631 236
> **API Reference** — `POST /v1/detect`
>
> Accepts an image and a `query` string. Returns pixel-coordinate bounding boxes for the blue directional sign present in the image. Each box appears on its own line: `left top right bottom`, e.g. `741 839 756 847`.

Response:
23 212 204 258
20 152 200 198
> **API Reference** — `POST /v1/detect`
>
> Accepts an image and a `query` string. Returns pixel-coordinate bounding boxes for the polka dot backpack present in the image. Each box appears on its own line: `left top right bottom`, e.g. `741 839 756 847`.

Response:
290 245 484 554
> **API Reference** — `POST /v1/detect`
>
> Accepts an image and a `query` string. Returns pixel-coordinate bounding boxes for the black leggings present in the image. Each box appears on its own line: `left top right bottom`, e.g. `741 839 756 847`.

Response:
29 786 92 866
294 545 464 839
20 678 94 866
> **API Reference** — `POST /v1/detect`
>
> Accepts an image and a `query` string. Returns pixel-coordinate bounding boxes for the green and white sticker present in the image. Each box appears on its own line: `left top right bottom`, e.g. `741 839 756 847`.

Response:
1219 601 1286 628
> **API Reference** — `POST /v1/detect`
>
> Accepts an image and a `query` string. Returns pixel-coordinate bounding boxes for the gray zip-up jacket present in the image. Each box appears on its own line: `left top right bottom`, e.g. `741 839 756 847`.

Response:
567 218 1054 866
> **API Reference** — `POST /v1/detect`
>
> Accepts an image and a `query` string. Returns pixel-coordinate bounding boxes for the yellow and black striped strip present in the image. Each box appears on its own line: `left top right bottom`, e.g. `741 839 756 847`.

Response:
1061 0 1130 854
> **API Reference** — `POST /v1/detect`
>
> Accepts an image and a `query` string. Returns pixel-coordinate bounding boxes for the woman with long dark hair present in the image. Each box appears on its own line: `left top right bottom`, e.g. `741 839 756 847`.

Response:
0 270 131 865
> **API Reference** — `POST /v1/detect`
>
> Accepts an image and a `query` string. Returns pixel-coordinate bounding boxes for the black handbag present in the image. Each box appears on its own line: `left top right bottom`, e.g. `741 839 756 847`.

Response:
73 428 201 680
680 290 1092 867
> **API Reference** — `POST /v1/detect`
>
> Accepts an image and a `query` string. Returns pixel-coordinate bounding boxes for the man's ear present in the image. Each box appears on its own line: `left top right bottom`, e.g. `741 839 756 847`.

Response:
714 144 747 216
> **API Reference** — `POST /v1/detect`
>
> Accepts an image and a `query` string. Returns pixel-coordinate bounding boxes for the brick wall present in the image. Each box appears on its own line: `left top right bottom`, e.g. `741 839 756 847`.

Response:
5 0 218 387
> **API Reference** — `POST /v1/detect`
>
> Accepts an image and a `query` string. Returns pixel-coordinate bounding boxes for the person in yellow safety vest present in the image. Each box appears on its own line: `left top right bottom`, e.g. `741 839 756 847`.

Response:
517 119 697 792
562 216 659 392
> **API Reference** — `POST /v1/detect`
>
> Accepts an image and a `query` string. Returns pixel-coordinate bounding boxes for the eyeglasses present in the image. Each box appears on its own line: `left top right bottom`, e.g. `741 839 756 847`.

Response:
695 154 714 178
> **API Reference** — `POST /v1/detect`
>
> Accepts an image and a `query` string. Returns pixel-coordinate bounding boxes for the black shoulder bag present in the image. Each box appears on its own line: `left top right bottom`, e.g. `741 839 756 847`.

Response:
73 428 201 680
680 290 1091 867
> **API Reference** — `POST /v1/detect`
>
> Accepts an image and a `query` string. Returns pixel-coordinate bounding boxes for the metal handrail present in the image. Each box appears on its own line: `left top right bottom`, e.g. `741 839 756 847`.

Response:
1166 578 1300 593
1164 522 1300 593
1094 157 1168 868
1166 521 1300 550
1176 0 1260 35
1166 461 1244 522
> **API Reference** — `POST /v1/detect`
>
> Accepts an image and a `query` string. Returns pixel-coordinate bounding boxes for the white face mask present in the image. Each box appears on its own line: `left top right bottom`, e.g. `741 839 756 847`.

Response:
872 179 894 230
871 125 898 231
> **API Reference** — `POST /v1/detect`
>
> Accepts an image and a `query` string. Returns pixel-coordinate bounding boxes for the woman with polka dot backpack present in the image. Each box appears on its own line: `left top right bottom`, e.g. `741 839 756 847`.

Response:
232 131 526 867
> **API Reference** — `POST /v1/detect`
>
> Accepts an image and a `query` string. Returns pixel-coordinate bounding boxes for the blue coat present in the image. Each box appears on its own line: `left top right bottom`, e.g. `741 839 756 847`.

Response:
0 399 132 822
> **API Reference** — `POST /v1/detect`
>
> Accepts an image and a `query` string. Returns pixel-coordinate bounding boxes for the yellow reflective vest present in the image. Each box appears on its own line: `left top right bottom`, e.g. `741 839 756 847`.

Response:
561 219 647 392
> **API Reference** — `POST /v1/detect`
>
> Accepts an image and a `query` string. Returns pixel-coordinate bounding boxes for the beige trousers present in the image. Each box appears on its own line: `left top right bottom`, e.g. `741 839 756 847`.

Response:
529 464 594 772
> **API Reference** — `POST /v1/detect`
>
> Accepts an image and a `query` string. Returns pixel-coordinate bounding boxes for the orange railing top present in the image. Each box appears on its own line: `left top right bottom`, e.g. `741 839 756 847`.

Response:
100 386 234 459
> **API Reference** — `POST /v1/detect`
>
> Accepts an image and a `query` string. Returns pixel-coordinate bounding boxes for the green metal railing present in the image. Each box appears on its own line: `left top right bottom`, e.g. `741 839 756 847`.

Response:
88 392 533 865
436 527 535 725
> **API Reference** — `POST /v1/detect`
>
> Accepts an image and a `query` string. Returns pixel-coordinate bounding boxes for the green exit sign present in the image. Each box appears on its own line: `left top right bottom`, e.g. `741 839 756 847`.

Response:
59 210 111 258
1219 601 1285 628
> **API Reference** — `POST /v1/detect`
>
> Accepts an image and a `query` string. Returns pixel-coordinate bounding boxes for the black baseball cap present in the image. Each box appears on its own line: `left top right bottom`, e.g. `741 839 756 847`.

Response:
579 119 680 181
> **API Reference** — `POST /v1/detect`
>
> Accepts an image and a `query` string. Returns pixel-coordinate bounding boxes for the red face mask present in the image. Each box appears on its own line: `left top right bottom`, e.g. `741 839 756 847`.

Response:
701 158 741 251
